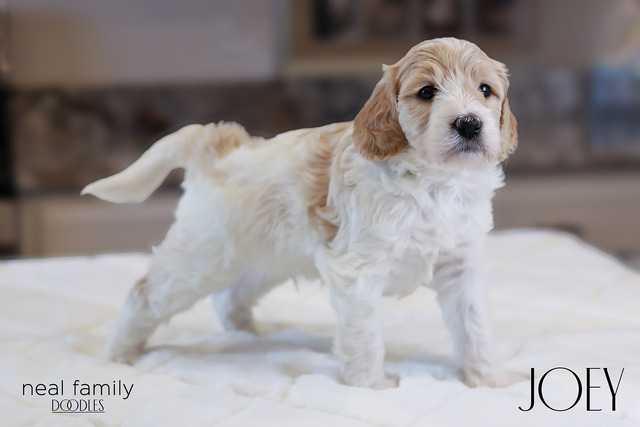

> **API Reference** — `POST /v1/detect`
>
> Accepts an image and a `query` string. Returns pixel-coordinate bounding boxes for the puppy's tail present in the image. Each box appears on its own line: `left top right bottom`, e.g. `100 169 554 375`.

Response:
81 122 253 203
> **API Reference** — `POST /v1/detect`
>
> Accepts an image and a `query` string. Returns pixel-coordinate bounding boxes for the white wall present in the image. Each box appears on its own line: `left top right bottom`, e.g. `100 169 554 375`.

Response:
7 0 284 87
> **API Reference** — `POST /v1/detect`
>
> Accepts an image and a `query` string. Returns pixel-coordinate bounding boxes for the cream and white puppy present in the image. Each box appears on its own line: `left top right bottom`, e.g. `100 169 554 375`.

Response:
83 38 518 389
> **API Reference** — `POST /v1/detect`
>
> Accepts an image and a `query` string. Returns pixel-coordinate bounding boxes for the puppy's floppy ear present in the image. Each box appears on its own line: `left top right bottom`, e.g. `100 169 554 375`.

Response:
353 65 408 160
494 60 518 161
499 96 518 161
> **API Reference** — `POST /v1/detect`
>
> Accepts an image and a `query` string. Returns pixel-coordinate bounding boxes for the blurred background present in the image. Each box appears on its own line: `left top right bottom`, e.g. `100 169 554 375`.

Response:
0 0 639 268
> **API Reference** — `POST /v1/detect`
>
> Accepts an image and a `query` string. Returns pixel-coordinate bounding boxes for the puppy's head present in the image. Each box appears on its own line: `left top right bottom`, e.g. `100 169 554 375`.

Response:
354 38 517 167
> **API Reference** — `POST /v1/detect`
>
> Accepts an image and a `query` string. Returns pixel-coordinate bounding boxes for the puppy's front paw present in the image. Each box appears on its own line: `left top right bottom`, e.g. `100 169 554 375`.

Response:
343 370 400 390
464 369 527 388
105 341 143 365
373 371 400 390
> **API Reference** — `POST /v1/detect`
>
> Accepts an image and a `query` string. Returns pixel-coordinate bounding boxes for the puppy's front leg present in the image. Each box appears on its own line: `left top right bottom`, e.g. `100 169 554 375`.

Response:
434 249 515 388
330 276 398 389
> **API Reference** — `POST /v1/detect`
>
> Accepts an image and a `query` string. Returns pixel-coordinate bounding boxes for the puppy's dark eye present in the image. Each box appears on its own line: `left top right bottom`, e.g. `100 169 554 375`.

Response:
479 83 491 98
418 85 437 100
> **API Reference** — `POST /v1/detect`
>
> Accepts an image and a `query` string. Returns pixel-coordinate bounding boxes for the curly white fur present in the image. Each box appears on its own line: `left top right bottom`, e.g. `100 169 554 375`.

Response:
82 38 520 389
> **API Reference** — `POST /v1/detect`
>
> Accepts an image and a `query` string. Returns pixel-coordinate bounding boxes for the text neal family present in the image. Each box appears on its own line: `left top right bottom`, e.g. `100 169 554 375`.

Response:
22 379 134 400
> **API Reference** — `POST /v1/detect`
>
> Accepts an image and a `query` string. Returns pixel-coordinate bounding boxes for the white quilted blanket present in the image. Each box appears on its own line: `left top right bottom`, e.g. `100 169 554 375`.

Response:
1 229 639 426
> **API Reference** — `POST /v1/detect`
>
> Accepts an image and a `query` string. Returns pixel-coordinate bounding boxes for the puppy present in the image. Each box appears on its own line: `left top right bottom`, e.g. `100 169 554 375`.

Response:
82 38 518 389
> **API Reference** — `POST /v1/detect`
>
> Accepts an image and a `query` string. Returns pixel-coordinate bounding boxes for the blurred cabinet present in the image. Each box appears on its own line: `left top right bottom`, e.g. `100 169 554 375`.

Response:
19 192 180 257
494 171 640 265
0 199 17 254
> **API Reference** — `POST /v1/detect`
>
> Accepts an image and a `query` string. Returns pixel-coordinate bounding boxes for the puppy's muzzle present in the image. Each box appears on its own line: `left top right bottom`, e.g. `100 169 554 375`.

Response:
453 115 482 139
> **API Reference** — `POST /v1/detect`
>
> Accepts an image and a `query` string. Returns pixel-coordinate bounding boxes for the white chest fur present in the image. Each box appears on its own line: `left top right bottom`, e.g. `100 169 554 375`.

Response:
325 154 504 296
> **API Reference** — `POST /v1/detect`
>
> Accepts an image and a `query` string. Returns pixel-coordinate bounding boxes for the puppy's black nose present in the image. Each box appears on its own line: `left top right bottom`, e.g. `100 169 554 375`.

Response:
453 115 482 139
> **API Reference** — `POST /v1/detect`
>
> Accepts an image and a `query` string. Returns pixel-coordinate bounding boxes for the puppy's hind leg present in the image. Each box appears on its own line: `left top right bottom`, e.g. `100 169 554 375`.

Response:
211 272 280 334
105 276 162 364
105 249 235 364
